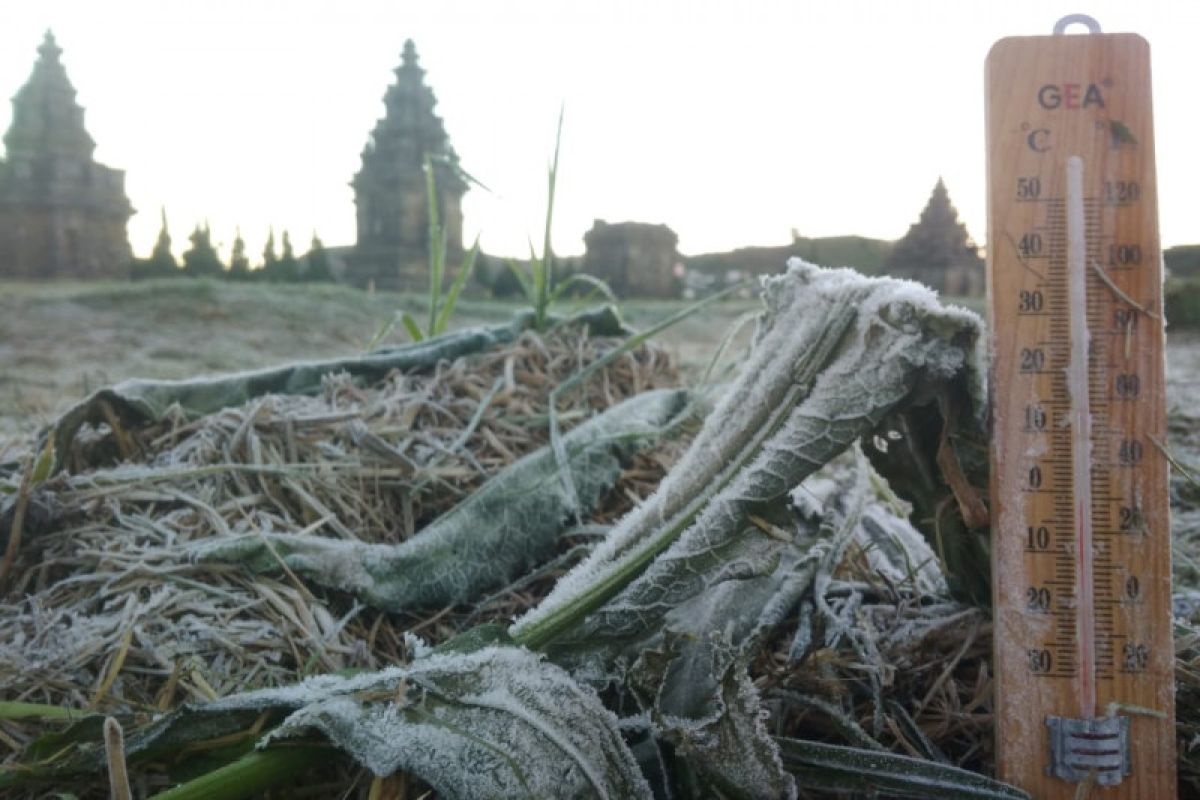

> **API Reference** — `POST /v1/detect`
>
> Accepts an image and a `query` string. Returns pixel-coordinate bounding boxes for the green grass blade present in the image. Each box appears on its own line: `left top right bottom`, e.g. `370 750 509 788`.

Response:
427 153 493 193
696 309 759 389
776 737 1029 800
31 434 56 483
149 746 331 800
0 701 81 721
549 273 619 306
434 236 481 336
505 258 534 301
424 156 444 335
364 311 401 352
400 311 425 343
536 106 564 330
528 238 545 315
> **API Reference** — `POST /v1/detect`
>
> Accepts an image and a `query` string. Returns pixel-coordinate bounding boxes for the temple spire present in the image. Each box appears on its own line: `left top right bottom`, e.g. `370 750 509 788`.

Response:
38 29 63 61
4 28 95 159
400 39 420 71
349 39 467 289
0 32 133 278
884 178 984 295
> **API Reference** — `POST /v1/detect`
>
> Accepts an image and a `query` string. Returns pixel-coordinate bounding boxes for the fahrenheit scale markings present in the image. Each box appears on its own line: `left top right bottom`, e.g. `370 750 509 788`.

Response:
986 18 1175 799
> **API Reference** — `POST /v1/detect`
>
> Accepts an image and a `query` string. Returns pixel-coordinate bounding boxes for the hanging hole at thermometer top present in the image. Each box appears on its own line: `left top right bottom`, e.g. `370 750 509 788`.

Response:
1053 14 1102 35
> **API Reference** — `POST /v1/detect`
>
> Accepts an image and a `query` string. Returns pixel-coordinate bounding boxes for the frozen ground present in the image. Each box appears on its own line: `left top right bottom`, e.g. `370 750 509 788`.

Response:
0 278 1194 458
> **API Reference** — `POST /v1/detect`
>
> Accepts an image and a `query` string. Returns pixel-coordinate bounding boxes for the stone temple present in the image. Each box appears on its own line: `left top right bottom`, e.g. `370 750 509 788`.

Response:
884 178 984 296
347 40 467 289
0 32 133 279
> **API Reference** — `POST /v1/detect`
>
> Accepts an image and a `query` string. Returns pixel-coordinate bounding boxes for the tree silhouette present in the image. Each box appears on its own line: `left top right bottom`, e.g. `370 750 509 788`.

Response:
142 207 178 278
274 230 300 282
261 227 279 277
181 222 224 277
304 233 334 282
228 228 250 280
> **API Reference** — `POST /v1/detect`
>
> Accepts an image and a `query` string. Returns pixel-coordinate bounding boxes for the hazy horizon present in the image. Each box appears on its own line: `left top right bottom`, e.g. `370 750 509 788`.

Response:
3 0 1198 264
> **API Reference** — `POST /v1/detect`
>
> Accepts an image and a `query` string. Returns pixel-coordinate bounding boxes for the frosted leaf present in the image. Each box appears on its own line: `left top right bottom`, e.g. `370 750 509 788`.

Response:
513 260 982 647
47 647 651 799
631 633 797 800
194 389 689 611
552 452 939 798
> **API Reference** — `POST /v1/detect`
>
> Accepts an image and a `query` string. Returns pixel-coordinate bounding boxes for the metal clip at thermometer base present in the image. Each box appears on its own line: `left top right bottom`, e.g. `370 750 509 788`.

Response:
1047 716 1131 785
986 15 1175 800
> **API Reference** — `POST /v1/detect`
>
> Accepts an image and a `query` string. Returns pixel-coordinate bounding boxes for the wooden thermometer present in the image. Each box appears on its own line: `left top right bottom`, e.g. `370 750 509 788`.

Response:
986 14 1175 798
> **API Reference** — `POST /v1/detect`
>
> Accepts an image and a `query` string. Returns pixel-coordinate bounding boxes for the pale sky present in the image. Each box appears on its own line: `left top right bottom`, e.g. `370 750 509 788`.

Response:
2 0 1197 262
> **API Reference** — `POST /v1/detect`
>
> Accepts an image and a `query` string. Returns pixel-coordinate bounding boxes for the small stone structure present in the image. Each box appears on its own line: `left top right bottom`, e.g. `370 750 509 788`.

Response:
885 178 984 296
0 32 133 279
582 220 680 298
347 40 467 290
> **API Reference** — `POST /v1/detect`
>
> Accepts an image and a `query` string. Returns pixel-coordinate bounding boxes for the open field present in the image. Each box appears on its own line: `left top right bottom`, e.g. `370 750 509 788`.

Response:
0 279 767 446
1 276 1194 450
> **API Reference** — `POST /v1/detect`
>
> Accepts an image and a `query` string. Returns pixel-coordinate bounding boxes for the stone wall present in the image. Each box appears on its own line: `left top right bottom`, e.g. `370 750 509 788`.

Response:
583 220 680 298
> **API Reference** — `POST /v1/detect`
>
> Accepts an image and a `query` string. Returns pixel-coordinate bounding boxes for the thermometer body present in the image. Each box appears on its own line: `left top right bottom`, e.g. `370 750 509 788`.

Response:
986 28 1175 798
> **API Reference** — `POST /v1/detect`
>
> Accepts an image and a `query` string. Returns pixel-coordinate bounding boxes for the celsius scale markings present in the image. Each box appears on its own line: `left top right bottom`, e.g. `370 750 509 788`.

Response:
986 14 1175 798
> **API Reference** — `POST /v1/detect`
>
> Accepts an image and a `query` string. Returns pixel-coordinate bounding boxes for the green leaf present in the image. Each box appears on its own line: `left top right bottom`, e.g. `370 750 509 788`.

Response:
776 737 1030 799
51 318 534 466
631 636 797 799
30 435 56 484
400 311 425 343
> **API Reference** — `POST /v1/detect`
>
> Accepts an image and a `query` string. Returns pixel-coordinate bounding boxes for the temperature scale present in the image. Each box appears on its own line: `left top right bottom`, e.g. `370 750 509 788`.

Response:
986 15 1175 798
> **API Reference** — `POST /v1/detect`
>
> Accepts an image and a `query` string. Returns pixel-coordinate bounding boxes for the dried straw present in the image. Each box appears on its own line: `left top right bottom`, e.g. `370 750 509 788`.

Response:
0 327 680 781
3 322 1198 799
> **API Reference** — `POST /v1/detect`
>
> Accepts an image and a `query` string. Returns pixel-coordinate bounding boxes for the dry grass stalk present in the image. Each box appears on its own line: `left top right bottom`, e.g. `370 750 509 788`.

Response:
0 328 679 785
103 716 131 800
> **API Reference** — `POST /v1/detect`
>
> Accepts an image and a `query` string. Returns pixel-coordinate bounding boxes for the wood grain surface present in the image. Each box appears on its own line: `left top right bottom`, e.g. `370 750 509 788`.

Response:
986 31 1176 799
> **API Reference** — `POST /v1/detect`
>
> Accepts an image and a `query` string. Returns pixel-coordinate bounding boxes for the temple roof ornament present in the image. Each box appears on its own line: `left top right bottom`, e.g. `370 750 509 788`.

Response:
354 39 464 192
5 28 96 160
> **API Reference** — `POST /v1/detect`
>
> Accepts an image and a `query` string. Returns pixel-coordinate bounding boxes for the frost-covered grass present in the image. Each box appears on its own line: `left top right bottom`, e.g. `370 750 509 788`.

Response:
0 278 757 447
5 261 1196 797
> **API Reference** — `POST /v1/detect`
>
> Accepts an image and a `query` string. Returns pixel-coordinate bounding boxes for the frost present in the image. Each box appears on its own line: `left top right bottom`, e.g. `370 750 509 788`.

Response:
194 388 689 611
236 646 650 799
4 263 998 798
632 635 797 800
512 259 982 646
49 306 632 467
85 647 650 799
551 448 944 797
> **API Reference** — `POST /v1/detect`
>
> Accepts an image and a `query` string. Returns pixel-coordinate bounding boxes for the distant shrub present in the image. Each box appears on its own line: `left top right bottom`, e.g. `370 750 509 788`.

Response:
1166 278 1200 329
1166 245 1200 279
